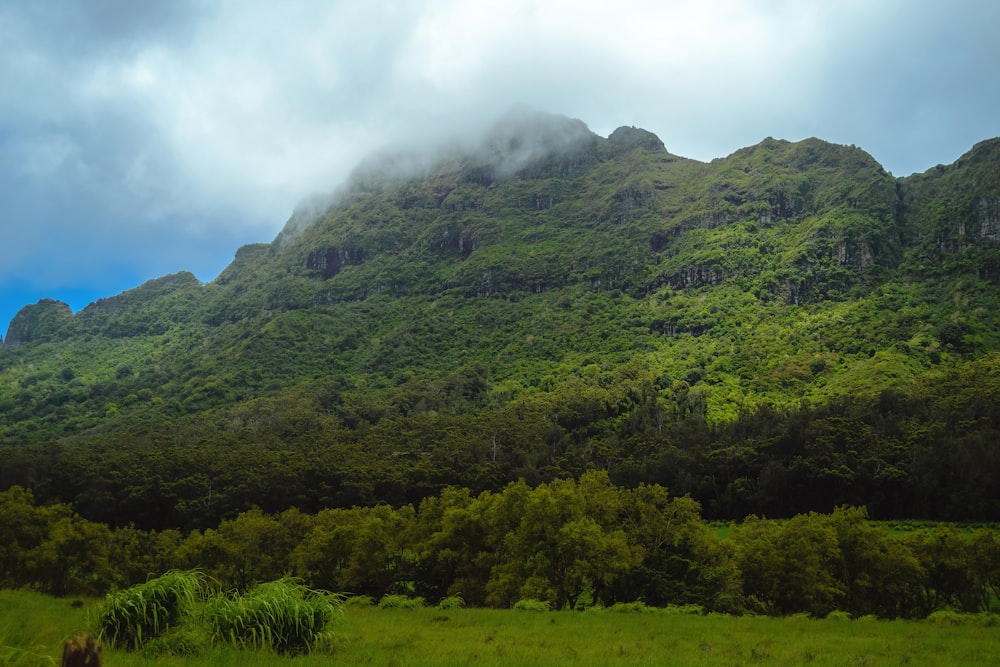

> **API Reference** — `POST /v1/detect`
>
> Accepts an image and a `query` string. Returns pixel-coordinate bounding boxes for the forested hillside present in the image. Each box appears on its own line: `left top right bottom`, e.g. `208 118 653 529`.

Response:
2 110 999 528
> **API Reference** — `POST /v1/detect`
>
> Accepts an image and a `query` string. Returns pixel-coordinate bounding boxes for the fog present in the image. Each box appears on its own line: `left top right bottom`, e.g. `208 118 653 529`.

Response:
1 0 999 331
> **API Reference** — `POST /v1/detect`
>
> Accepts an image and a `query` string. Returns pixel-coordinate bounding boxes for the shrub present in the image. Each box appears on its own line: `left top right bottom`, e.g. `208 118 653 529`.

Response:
343 594 375 607
438 595 465 610
139 625 210 658
512 599 550 612
825 610 852 621
97 570 204 650
977 612 999 627
663 604 705 616
605 601 656 613
378 594 425 610
925 610 970 627
205 579 342 655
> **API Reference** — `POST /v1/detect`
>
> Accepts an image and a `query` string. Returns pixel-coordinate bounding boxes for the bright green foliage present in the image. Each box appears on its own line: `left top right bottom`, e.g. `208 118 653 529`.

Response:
290 504 416 598
484 473 643 609
0 486 116 595
377 594 424 609
511 598 550 612
2 116 1000 544
204 579 342 655
177 508 313 591
437 595 465 609
97 570 204 650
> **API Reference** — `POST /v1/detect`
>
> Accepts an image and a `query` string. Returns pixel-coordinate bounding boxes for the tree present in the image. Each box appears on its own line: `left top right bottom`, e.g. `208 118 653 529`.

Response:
614 485 741 611
291 504 415 597
176 507 313 590
26 516 114 596
410 486 497 605
735 513 844 616
485 473 641 609
827 506 923 618
906 525 980 614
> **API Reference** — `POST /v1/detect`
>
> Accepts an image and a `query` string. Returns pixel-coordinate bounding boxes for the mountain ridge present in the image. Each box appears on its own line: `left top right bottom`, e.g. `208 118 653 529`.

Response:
2 111 999 526
6 115 991 341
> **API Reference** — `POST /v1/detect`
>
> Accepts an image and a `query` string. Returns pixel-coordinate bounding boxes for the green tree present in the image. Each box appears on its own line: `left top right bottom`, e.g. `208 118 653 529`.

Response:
615 485 741 611
26 515 114 596
176 507 313 590
410 486 497 605
735 513 844 616
485 473 641 609
827 506 923 618
291 504 416 597
906 525 981 614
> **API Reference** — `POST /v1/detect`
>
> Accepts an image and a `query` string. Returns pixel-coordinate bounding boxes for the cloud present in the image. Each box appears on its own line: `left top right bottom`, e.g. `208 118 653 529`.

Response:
1 0 999 331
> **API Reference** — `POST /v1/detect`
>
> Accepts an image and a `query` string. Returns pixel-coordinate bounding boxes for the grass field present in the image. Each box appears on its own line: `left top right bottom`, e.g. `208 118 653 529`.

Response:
2 589 998 666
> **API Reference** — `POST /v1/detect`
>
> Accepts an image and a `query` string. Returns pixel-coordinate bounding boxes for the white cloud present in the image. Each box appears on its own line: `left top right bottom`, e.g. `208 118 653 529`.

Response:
1 0 999 329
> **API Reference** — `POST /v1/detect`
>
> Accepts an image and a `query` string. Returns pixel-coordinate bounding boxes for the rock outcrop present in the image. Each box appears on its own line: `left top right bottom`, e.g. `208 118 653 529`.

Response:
3 299 74 349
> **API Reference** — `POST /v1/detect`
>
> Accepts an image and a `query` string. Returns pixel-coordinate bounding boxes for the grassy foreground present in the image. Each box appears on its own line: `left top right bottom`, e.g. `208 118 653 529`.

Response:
2 590 998 666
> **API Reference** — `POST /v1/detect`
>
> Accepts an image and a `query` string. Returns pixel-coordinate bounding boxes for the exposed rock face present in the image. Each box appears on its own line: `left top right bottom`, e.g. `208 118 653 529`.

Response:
307 246 366 279
3 299 74 349
979 197 1000 241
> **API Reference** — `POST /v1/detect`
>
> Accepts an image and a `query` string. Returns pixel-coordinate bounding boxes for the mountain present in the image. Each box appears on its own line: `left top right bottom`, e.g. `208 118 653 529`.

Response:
2 110 999 528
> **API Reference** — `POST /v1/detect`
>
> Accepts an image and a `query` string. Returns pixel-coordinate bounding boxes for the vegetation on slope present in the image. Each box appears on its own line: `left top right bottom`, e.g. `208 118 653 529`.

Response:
1 112 999 528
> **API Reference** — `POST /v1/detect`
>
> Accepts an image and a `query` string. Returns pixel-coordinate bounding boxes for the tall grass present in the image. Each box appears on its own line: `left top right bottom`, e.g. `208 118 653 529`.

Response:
204 579 342 655
0 590 93 666
3 589 1000 666
96 569 204 650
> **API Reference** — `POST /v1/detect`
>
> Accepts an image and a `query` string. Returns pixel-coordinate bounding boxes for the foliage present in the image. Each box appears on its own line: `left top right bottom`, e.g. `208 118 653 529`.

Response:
2 124 1000 535
437 595 465 609
3 118 1000 632
512 598 550 612
342 594 375 607
6 477 1000 620
377 594 425 610
603 600 657 613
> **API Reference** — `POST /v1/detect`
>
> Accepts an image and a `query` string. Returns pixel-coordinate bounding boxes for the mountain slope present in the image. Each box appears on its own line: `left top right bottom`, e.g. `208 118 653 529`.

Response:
2 111 999 526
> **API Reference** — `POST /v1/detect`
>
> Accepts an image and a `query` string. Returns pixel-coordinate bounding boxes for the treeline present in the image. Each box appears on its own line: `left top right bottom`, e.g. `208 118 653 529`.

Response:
2 475 998 619
3 355 999 532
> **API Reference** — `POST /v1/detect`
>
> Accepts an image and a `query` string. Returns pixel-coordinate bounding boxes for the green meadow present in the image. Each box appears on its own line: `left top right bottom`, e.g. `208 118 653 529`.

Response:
3 589 998 667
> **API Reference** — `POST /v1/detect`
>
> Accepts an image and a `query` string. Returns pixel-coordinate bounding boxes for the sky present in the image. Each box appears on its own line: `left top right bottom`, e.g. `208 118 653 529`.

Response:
2 0 999 336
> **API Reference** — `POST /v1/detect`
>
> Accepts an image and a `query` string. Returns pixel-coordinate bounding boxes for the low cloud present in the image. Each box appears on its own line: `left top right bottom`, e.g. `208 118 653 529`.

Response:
0 0 998 328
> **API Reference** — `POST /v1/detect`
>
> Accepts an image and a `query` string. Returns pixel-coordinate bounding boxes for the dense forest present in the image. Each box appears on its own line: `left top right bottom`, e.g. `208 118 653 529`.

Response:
2 109 999 535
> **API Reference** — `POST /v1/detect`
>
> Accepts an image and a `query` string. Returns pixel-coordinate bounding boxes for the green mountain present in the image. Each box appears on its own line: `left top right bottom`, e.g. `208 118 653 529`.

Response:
2 110 999 528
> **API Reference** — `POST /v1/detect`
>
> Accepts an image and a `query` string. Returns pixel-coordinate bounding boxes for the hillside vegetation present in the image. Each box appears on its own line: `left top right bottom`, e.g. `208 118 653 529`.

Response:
2 110 999 527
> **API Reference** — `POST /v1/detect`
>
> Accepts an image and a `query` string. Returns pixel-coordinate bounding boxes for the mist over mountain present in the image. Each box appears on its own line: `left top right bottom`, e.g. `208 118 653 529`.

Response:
2 111 1000 528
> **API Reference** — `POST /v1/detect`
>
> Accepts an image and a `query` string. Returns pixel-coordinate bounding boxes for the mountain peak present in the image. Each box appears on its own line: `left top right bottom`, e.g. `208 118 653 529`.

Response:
605 125 667 154
3 298 74 349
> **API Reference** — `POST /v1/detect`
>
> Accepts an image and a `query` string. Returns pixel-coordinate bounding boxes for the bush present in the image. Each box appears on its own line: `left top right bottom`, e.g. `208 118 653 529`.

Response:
663 604 705 616
925 610 970 627
378 594 425 610
976 612 999 627
605 601 656 613
205 579 342 655
825 610 852 621
343 594 375 607
438 595 465 610
139 625 210 658
512 599 550 612
97 570 204 650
